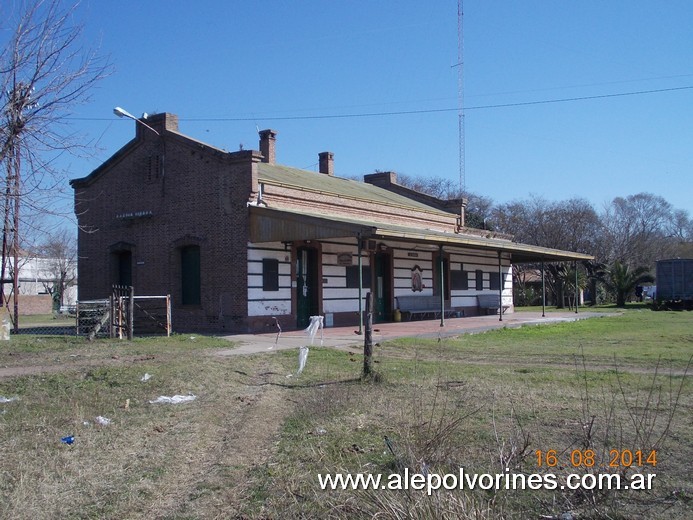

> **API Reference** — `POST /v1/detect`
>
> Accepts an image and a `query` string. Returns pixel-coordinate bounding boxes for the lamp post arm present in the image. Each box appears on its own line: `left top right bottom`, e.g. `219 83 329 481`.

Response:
113 106 160 136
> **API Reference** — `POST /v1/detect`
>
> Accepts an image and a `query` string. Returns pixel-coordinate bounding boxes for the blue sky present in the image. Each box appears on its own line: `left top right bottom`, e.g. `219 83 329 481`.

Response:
56 1 693 214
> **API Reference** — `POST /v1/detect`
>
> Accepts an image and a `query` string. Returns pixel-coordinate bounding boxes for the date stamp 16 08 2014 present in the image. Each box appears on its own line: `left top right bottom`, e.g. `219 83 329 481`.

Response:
535 449 657 469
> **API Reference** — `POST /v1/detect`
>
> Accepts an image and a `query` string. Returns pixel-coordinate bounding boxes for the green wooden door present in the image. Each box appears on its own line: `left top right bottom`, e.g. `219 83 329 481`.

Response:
374 252 392 323
296 247 318 328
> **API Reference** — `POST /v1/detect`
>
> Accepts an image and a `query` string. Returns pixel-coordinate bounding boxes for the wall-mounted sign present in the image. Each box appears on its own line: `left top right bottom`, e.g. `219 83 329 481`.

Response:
115 210 153 220
337 252 353 266
407 252 419 258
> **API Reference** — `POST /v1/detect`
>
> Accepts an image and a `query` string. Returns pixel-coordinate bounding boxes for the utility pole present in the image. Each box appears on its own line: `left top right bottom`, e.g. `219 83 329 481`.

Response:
456 0 465 193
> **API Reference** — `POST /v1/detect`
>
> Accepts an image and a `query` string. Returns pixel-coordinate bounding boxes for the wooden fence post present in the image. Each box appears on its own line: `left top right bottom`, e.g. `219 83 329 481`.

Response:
128 286 134 340
109 294 115 339
363 291 374 378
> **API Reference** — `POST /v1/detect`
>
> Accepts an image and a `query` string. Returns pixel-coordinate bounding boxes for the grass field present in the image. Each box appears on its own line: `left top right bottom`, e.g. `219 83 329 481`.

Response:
0 308 690 519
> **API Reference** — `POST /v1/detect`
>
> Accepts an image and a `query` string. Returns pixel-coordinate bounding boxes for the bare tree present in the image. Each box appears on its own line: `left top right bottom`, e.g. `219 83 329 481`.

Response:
394 174 460 199
492 195 600 254
0 0 111 330
492 195 600 308
600 193 677 269
393 174 494 230
668 209 693 258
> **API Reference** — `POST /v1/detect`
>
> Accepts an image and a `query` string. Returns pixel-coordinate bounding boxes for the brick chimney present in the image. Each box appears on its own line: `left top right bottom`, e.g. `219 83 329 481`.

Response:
318 151 334 176
363 171 397 187
259 129 277 164
137 112 179 138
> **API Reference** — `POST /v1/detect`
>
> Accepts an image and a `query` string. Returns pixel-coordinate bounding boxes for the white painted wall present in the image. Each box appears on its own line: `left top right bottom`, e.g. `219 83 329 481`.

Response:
247 242 292 316
247 238 515 318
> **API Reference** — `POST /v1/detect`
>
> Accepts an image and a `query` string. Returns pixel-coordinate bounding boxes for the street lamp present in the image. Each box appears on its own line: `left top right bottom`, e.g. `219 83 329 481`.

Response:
113 106 165 181
113 106 160 136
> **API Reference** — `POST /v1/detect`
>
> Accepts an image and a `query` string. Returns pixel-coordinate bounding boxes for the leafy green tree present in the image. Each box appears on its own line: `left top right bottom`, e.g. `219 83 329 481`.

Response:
601 261 654 307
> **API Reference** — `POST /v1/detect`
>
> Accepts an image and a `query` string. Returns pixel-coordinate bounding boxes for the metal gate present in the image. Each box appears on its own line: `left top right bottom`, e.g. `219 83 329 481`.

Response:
77 287 171 339
110 285 134 340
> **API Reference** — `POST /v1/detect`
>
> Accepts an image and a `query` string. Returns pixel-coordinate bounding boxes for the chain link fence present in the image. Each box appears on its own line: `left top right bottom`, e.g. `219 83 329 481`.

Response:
7 290 171 338
5 310 77 336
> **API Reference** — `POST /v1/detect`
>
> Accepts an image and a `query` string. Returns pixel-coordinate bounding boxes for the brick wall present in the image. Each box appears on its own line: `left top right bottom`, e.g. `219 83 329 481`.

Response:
72 116 494 333
5 295 53 315
73 118 260 332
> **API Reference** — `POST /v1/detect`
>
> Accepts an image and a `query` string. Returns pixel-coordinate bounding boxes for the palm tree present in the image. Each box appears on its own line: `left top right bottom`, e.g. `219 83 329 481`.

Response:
546 263 587 309
602 261 654 307
583 260 608 306
562 263 588 310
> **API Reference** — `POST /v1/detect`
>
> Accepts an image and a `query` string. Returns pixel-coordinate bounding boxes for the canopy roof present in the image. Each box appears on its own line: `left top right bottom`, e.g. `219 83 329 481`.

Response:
249 206 593 263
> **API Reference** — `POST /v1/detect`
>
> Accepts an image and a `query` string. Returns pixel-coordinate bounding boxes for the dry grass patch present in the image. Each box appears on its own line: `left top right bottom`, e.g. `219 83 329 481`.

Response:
250 311 692 519
0 335 297 519
0 309 691 519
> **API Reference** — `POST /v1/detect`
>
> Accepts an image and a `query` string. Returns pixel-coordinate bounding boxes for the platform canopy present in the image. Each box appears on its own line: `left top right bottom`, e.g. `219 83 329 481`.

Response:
248 206 593 264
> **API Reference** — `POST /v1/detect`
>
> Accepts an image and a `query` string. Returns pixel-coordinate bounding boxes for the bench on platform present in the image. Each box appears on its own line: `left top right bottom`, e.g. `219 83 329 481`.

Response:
477 294 510 315
395 295 460 321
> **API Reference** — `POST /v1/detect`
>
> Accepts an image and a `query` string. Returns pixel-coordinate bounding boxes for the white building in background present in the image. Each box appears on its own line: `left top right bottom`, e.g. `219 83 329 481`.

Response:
2 253 77 311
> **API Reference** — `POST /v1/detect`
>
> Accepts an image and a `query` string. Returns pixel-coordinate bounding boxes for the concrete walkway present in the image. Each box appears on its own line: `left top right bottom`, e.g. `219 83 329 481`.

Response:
217 310 614 356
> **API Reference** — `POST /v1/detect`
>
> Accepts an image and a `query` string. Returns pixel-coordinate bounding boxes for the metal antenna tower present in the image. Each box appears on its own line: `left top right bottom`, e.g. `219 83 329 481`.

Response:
456 0 465 193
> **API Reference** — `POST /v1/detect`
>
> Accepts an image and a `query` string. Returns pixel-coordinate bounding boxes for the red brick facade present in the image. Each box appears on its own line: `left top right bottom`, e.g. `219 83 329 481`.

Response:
72 113 260 332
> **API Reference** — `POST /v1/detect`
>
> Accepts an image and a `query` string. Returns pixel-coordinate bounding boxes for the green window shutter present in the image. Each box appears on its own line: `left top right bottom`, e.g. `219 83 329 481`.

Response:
490 272 500 291
475 270 484 291
262 258 279 291
451 269 468 290
346 265 371 289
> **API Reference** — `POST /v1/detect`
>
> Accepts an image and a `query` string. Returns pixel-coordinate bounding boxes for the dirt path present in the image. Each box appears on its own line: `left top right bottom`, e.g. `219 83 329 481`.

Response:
0 354 161 379
137 358 293 519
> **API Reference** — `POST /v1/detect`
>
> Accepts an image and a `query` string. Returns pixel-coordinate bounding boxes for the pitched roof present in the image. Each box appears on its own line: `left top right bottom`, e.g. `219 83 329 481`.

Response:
258 163 451 215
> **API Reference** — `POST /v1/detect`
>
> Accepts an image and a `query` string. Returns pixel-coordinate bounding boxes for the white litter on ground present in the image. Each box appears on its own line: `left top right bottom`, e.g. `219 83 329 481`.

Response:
149 394 197 404
297 346 309 375
304 315 324 345
95 416 112 426
140 373 152 382
0 396 18 403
